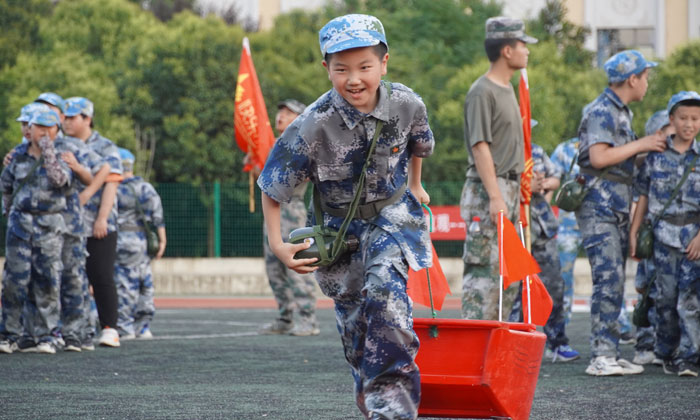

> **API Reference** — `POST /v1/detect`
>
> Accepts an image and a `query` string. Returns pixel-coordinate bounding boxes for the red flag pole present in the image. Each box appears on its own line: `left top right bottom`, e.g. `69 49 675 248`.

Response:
518 221 532 324
519 69 533 251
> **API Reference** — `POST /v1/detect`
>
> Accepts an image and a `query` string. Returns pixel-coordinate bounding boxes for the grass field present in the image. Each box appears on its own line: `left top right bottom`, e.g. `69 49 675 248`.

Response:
0 304 698 420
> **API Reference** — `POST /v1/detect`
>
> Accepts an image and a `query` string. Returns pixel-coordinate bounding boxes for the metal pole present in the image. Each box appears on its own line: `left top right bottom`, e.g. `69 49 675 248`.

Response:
214 180 221 258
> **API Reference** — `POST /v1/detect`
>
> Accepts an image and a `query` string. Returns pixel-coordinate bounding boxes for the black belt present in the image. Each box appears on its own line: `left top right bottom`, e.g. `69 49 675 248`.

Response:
119 226 142 232
580 167 633 185
321 183 407 219
660 214 700 226
467 171 519 182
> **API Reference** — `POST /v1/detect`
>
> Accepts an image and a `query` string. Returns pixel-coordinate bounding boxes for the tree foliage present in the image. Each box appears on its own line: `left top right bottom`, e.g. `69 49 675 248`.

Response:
0 0 696 185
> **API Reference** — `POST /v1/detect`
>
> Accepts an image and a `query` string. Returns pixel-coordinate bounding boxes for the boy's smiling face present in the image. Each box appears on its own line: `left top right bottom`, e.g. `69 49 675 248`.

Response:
323 46 388 114
670 104 700 143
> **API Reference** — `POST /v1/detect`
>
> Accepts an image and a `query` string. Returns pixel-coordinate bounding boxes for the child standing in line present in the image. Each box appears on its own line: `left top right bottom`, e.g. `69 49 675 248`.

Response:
257 14 433 419
630 91 700 377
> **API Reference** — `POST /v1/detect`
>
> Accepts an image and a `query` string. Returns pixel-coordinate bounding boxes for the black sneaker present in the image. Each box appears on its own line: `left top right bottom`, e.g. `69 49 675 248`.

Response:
663 360 678 375
677 361 699 377
17 337 38 353
619 331 636 345
64 338 82 352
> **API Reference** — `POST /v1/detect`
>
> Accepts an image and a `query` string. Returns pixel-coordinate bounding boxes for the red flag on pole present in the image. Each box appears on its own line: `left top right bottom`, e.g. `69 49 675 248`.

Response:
234 37 275 172
518 69 533 227
407 244 452 311
522 273 553 326
497 214 540 290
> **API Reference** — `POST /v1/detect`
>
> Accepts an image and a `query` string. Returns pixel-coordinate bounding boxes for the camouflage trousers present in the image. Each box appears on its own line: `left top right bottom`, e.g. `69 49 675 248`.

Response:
652 242 700 364
556 227 580 323
460 177 520 320
509 235 569 350
263 198 316 325
634 260 656 352
316 224 419 420
59 234 88 342
1 222 63 342
115 231 155 336
576 202 628 358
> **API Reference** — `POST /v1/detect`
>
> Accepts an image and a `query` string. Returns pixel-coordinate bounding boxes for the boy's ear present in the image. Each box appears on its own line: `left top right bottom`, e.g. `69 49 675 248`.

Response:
381 53 389 76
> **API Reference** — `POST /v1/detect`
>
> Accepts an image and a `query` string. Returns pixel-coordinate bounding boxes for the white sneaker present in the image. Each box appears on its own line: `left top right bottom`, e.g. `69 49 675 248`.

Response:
137 329 153 340
617 358 644 375
633 350 656 365
36 342 56 354
585 356 624 376
98 328 121 347
120 333 136 341
0 340 13 354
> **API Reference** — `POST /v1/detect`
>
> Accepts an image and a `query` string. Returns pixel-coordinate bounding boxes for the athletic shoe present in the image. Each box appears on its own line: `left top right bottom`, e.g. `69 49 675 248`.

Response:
120 333 136 341
81 337 95 351
619 331 636 345
585 356 624 376
652 357 663 366
36 342 56 354
663 360 678 375
677 362 699 377
289 322 321 337
550 345 580 362
258 320 293 335
0 339 13 354
64 338 82 352
633 350 656 365
98 327 120 347
17 337 38 353
137 329 153 340
617 358 644 375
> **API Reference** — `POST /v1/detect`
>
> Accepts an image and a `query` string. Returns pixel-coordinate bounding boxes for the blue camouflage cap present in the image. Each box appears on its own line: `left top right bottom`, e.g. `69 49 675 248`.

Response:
64 97 95 118
16 103 51 123
319 14 388 56
604 50 657 83
29 108 61 127
530 119 538 128
35 92 66 113
644 110 670 136
118 147 135 162
485 17 538 44
667 90 700 115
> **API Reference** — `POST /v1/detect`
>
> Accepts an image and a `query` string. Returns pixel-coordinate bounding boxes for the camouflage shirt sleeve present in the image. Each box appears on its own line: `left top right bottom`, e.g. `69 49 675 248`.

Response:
39 136 70 187
143 181 165 228
635 153 651 198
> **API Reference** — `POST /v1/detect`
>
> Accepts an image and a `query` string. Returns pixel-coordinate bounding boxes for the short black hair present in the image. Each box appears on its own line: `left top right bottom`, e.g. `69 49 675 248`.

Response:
484 38 519 62
324 43 388 65
671 99 700 115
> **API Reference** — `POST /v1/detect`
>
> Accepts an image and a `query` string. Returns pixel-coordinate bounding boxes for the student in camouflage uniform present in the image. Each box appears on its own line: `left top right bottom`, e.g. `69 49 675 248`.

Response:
0 109 72 355
632 109 674 366
460 17 537 320
258 99 320 337
576 50 666 376
63 97 124 348
114 148 166 339
509 140 580 362
258 14 433 419
630 91 700 377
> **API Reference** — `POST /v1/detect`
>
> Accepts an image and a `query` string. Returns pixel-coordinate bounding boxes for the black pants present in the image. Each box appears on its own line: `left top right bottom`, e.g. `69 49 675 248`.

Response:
86 232 118 329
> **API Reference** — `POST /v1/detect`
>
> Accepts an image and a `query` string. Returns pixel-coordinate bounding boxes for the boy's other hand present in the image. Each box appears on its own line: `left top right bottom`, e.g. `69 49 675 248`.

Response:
410 183 430 205
3 150 14 166
273 241 319 274
61 152 78 169
489 196 507 225
641 131 666 153
686 234 700 261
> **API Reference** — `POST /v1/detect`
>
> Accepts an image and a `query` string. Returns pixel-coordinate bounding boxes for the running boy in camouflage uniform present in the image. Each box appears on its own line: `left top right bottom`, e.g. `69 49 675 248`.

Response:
460 17 537 320
258 99 320 337
576 50 666 376
258 14 433 419
0 108 72 354
630 91 700 377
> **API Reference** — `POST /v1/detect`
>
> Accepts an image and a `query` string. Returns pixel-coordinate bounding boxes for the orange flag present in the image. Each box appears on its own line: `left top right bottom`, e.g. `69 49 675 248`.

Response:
407 244 451 311
522 273 553 326
518 69 533 227
234 37 275 172
498 213 540 290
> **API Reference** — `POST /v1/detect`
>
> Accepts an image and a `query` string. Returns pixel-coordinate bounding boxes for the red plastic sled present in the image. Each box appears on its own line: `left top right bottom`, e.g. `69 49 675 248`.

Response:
414 318 546 420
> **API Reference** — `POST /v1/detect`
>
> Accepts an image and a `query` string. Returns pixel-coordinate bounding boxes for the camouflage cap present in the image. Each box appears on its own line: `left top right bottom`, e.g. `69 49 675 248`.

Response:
485 17 537 44
667 90 700 115
118 147 135 162
29 108 61 127
604 50 657 83
277 99 306 115
644 110 670 136
319 14 388 56
16 103 51 123
35 92 66 113
64 97 94 118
